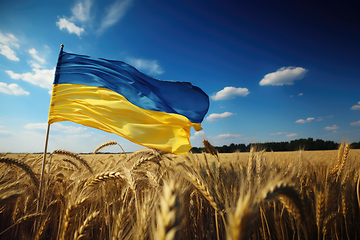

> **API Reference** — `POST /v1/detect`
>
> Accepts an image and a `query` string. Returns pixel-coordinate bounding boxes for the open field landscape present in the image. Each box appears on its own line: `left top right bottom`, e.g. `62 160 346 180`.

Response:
1 142 360 239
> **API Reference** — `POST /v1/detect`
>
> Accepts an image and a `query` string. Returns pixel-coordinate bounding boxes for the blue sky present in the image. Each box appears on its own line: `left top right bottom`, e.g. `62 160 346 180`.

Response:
0 0 359 153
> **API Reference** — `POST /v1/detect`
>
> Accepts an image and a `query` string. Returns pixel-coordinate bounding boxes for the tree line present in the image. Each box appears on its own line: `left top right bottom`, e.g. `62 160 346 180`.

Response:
191 138 360 153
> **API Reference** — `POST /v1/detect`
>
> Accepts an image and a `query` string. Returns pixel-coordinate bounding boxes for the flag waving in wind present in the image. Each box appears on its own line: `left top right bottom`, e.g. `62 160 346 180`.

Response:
48 48 209 154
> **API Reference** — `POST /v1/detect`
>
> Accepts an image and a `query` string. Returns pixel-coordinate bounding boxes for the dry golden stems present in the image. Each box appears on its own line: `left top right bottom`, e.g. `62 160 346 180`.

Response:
0 158 39 188
0 213 44 236
52 149 94 174
202 152 214 180
0 180 22 195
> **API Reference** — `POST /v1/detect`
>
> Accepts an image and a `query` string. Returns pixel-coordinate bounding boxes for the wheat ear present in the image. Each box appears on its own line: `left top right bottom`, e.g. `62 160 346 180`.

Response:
0 158 39 187
186 173 219 212
62 158 79 170
154 180 180 240
73 211 100 240
227 193 253 240
93 140 126 154
84 171 124 188
126 148 161 162
203 139 218 158
52 149 93 174
337 143 350 180
61 197 88 240
315 189 325 239
131 154 162 171
34 215 50 240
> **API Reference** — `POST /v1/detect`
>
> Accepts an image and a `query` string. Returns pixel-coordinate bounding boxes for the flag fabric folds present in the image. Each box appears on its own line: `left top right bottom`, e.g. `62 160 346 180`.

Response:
48 50 209 154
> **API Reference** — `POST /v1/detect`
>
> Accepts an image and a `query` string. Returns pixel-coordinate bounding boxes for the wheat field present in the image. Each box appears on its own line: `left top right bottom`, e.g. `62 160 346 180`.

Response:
1 141 360 240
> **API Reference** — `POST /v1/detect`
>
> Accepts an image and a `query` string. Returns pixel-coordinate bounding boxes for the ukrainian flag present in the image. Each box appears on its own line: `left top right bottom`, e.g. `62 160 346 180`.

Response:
48 50 209 155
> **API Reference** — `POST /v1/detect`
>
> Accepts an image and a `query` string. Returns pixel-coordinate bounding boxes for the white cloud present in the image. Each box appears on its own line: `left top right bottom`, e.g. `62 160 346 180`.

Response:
286 133 298 137
24 123 47 130
0 82 29 96
324 125 339 130
0 32 20 61
213 133 241 139
295 117 315 124
298 93 303 96
6 68 55 90
28 48 46 64
270 132 287 135
0 44 19 61
259 67 308 86
0 31 19 48
28 61 42 69
194 131 206 138
190 130 207 142
98 0 133 34
206 112 234 122
127 58 164 75
56 18 85 37
24 122 87 134
351 101 360 110
0 129 12 135
52 123 87 133
72 0 93 22
211 86 250 100
350 121 360 126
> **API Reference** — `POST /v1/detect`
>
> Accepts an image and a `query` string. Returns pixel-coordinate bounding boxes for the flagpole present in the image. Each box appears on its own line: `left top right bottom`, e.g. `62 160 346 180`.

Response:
36 123 50 213
36 44 64 213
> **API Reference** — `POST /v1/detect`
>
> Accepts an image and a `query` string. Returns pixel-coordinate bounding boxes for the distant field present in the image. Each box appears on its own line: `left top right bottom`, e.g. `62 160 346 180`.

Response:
1 144 360 239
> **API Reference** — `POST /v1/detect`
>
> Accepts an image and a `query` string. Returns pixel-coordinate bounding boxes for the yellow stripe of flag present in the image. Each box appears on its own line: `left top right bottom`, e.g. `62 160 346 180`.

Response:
49 84 202 154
